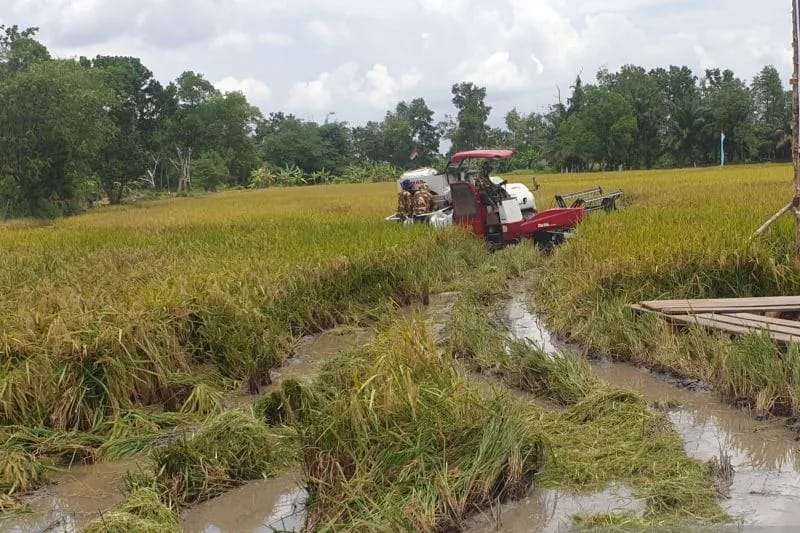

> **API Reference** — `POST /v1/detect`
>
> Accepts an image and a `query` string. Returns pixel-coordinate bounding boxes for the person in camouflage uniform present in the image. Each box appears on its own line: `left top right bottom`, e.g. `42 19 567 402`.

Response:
412 184 434 222
475 162 492 192
397 179 415 220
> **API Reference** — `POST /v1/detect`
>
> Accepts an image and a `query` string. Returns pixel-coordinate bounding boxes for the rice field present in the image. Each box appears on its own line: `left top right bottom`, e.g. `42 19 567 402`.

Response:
1 164 791 528
533 163 800 414
0 183 495 507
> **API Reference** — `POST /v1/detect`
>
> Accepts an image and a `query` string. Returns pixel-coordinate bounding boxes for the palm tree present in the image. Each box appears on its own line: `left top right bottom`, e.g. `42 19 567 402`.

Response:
664 97 709 167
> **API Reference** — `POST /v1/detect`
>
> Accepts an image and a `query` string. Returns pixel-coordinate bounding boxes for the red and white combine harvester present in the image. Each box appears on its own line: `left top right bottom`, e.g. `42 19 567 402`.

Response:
388 149 623 249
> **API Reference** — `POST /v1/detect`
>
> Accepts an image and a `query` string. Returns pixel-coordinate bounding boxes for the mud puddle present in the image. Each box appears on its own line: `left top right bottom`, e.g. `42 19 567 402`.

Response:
0 459 137 533
0 326 373 533
506 295 559 355
594 361 800 528
183 469 307 533
189 326 374 532
508 291 800 529
225 326 375 408
466 484 644 533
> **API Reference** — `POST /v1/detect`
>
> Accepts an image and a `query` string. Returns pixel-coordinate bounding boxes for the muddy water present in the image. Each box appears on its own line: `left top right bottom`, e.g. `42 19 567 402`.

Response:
594 361 800 528
186 326 374 532
466 484 645 533
0 327 372 533
0 459 136 533
182 470 307 533
225 326 375 409
506 295 557 355
508 292 800 530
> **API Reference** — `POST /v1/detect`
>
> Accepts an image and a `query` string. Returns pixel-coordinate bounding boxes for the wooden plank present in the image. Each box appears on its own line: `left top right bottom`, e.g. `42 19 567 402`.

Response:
641 296 800 309
643 304 800 315
702 314 800 337
665 314 800 344
729 313 800 329
632 306 800 343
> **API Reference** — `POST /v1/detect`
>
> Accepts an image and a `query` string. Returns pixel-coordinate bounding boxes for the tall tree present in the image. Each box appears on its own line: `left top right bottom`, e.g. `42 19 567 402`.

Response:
505 109 547 168
558 87 638 171
448 82 491 153
651 65 698 103
166 76 261 186
0 25 50 78
399 98 440 165
351 121 386 164
381 110 415 168
752 65 791 161
258 113 328 174
702 68 756 163
663 96 711 167
0 60 115 216
85 56 169 202
599 65 668 169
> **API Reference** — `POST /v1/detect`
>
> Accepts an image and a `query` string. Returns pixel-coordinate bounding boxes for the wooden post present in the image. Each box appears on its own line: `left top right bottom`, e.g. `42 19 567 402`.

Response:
793 0 800 264
755 2 800 245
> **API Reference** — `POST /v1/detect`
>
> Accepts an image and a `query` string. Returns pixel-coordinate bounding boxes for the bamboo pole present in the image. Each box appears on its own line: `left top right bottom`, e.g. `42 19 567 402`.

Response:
794 0 800 263
753 202 793 239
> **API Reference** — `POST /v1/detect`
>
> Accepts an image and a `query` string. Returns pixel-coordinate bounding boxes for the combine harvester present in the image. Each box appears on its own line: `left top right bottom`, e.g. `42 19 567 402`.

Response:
388 149 623 249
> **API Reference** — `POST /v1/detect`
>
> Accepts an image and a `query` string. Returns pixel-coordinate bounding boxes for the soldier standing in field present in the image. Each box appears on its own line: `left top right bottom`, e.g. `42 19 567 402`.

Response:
397 179 415 220
412 183 434 223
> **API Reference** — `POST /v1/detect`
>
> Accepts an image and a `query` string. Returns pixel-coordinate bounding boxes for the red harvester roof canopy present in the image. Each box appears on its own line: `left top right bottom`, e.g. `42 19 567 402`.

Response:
450 149 514 165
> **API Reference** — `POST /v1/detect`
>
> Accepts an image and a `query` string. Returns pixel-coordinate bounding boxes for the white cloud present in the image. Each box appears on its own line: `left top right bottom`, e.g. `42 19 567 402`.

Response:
211 31 252 51
416 0 470 15
288 75 335 112
215 76 272 105
211 30 293 51
400 69 423 90
530 53 544 75
257 32 294 46
306 19 352 45
288 62 421 113
456 52 530 91
364 64 400 108
287 63 364 112
1 0 790 125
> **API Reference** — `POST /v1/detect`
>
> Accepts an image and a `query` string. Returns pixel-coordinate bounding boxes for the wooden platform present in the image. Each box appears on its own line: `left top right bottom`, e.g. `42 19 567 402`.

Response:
632 298 800 344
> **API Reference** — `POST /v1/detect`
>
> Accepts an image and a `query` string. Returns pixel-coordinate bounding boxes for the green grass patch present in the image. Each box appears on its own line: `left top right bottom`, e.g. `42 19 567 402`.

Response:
532 164 800 417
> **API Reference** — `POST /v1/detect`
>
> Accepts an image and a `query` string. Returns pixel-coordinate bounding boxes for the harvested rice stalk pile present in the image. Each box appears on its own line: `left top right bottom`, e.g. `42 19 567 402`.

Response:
82 488 180 533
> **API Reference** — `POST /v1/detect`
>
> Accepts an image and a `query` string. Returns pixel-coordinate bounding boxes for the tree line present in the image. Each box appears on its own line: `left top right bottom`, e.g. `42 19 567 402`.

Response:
0 24 791 218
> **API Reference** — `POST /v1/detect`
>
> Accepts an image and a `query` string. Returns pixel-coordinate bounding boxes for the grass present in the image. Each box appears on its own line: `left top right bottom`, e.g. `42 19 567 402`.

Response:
1 163 793 524
526 163 800 416
0 182 490 500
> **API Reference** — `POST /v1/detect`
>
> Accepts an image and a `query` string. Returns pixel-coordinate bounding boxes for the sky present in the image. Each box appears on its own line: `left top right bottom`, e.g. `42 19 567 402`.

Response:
0 0 792 126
